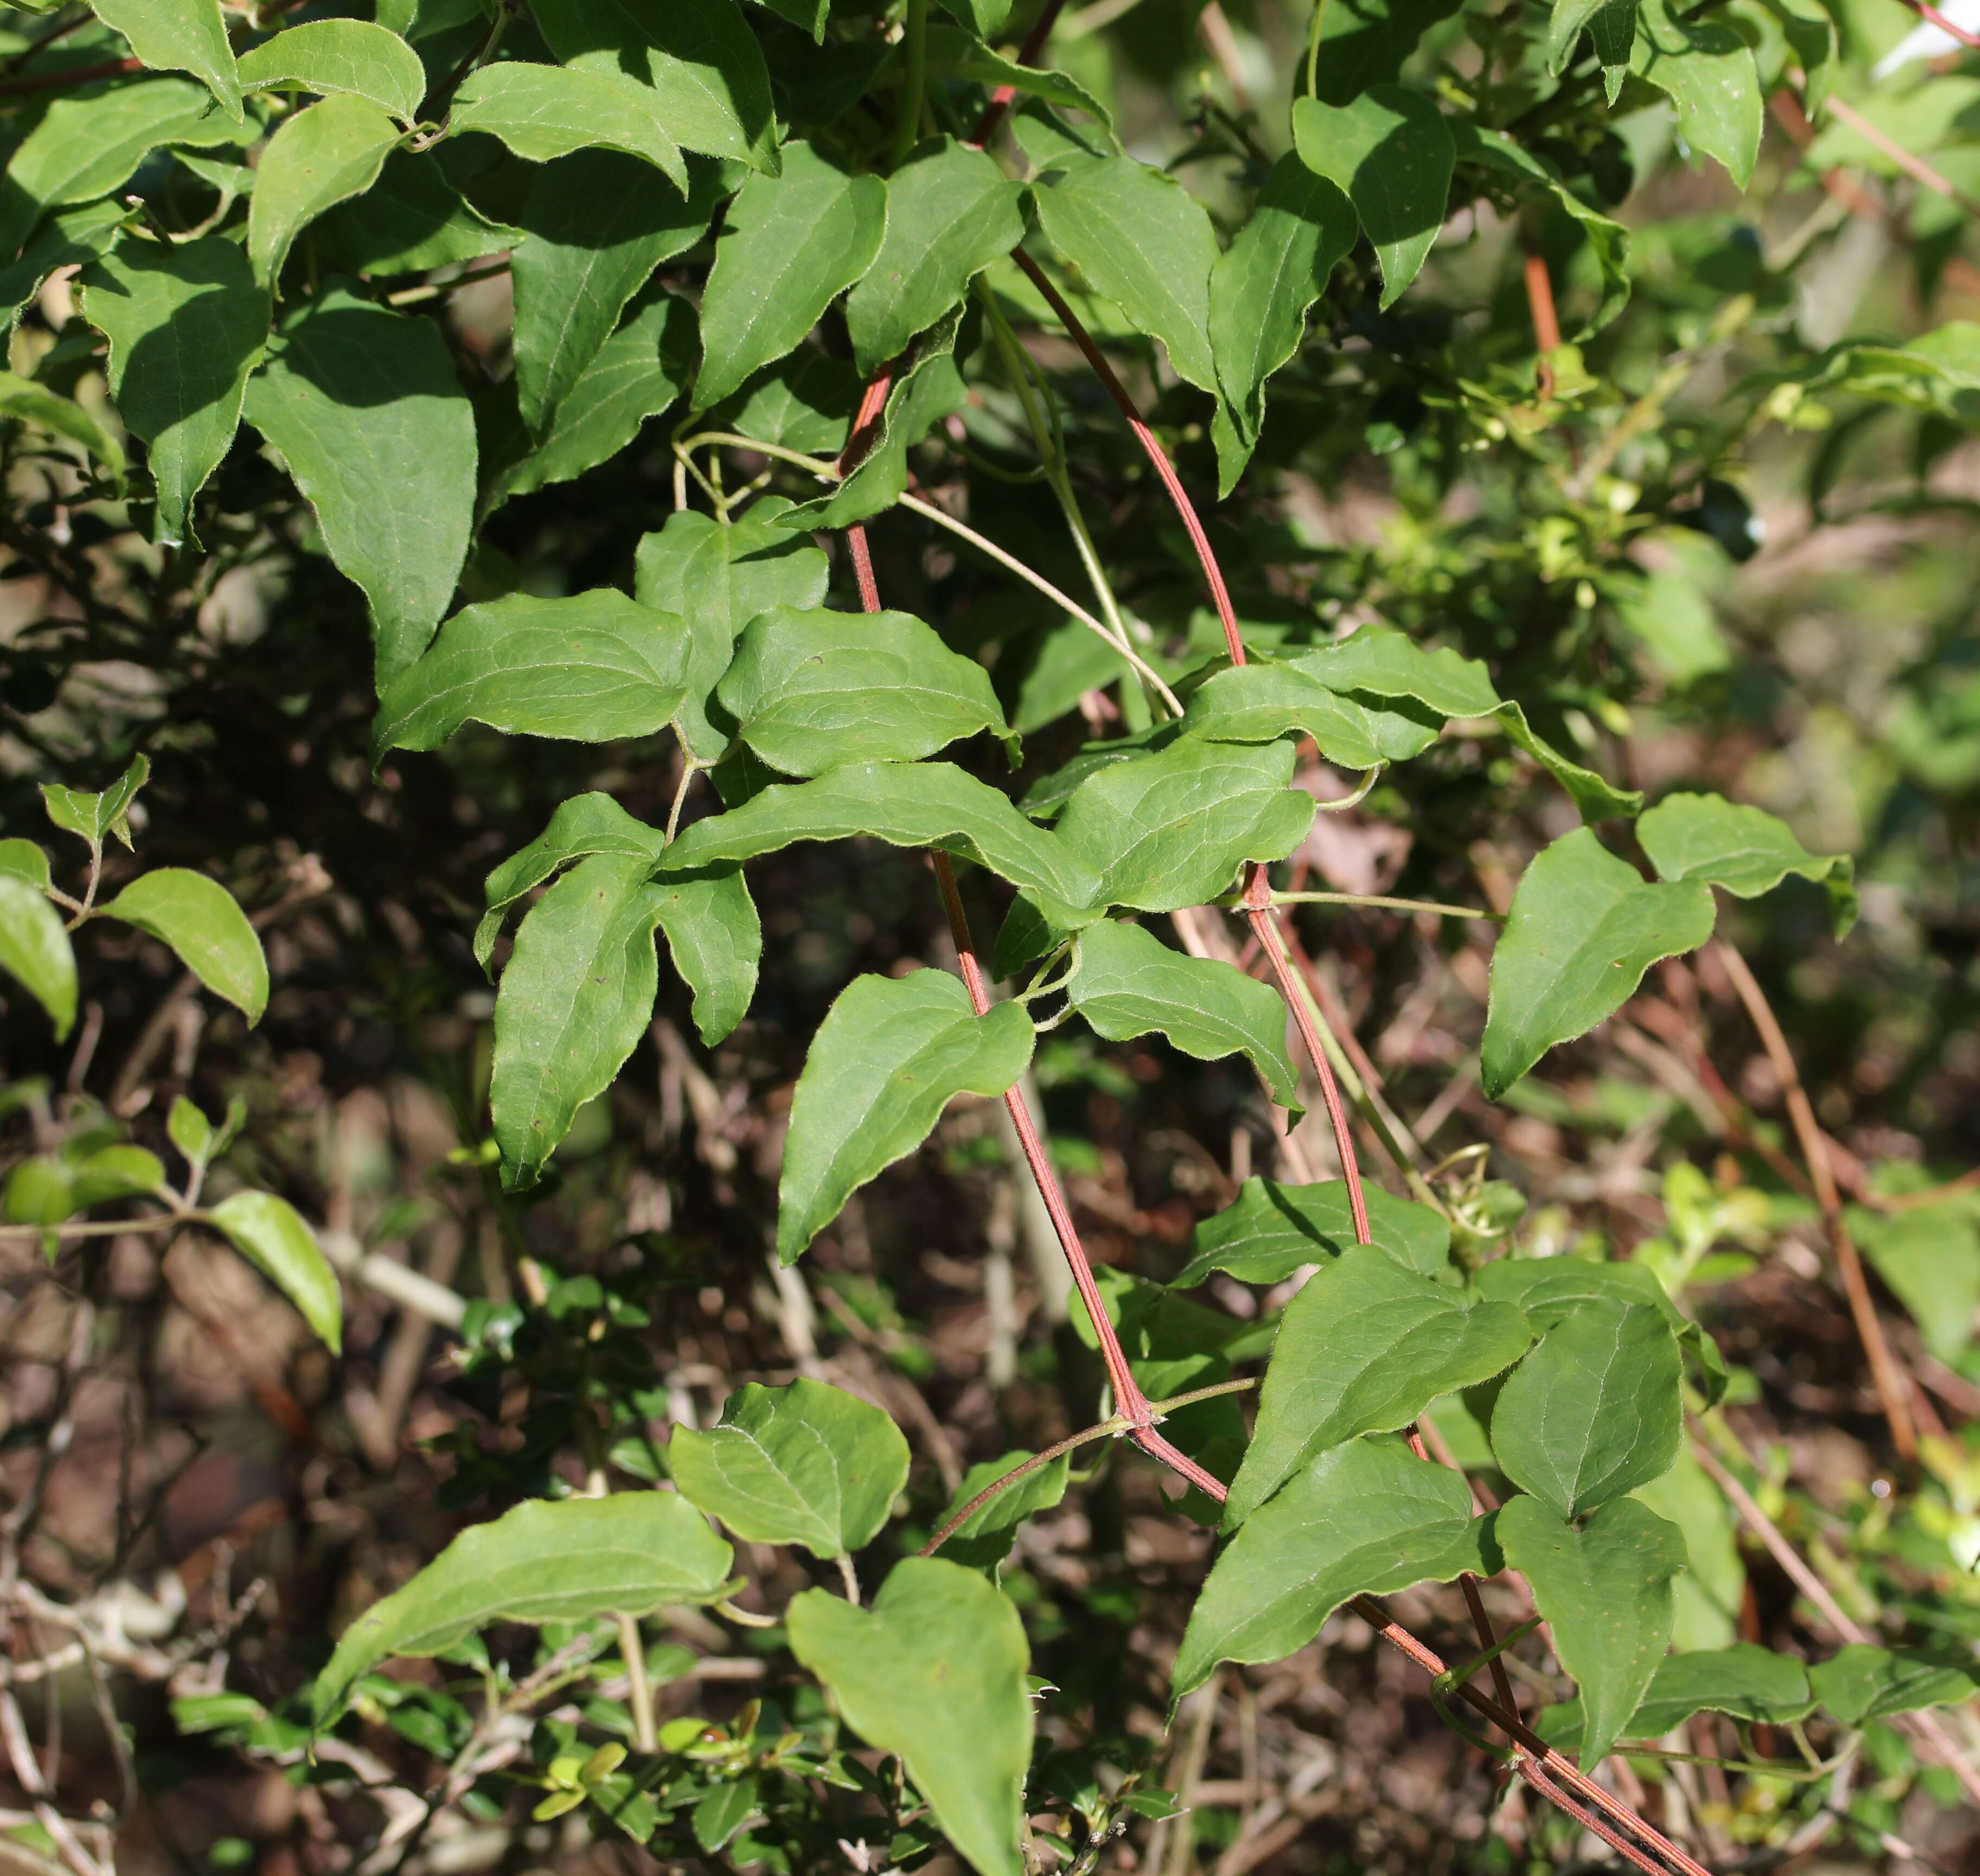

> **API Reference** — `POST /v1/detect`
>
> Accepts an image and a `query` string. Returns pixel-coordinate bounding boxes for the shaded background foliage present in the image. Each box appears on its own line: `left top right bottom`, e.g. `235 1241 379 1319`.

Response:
11 0 1980 1865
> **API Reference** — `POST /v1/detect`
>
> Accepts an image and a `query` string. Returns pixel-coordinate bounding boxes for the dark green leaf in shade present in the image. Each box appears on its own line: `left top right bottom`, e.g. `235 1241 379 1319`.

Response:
315 151 521 276
0 876 77 1038
511 151 718 436
529 0 778 170
634 499 831 765
1064 919 1301 1111
207 1190 341 1351
489 854 668 1186
0 79 254 262
845 138 1024 376
1292 88 1453 308
243 289 475 687
372 590 688 758
246 94 404 287
1174 1435 1483 1694
1638 790 1856 939
669 1377 910 1557
1308 0 1464 104
78 233 268 548
1619 1644 1814 1738
312 1493 734 1725
1181 660 1440 770
662 761 1102 908
934 1449 1073 1577
1630 0 1762 187
1173 1176 1450 1286
694 141 887 409
100 869 268 1022
1029 152 1219 397
1481 827 1715 1098
93 0 243 117
777 971 1035 1263
1807 1645 1980 1725
1052 737 1313 912
787 1558 1031 1876
716 605 1011 776
234 18 424 120
925 28 1113 131
447 62 688 189
1496 1494 1686 1767
1208 154 1355 492
1488 1298 1683 1519
0 201 131 326
1222 1246 1532 1529
486 293 695 507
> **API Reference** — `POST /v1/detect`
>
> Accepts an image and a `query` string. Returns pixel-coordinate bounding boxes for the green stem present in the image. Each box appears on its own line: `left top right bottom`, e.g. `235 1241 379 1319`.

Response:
890 0 929 170
1304 0 1329 98
617 1613 657 1753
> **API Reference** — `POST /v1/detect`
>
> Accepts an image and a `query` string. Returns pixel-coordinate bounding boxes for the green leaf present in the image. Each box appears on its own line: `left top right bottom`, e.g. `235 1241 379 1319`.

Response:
1307 0 1463 104
1175 1435 1483 1695
1028 152 1220 398
530 0 777 170
1222 1245 1532 1529
1181 660 1440 770
100 869 268 1023
845 137 1024 376
236 18 425 121
92 0 243 118
0 876 77 1039
1634 1446 1744 1652
695 142 887 410
1175 1176 1450 1285
934 1449 1073 1577
693 1777 759 1854
207 1190 341 1350
1638 791 1856 940
1849 1201 1980 1365
0 841 50 889
1065 919 1300 1112
0 201 132 326
316 151 521 276
1292 88 1453 308
1449 123 1630 335
1053 738 1312 913
669 1377 911 1557
487 293 696 506
634 499 830 766
42 753 148 850
511 151 717 436
1630 0 1762 187
777 305 967 529
243 288 475 687
1496 1494 1686 1767
931 0 1011 33
0 371 124 480
447 62 688 189
787 1558 1031 1876
78 233 268 549
1481 828 1715 1099
1208 154 1355 490
5 1145 166 1226
371 590 689 758
1808 1644 1980 1725
246 94 404 288
0 78 253 260
649 864 760 1049
488 853 669 1187
925 28 1113 132
778 970 1035 1263
314 1493 735 1725
475 792 665 967
716 606 1011 776
1619 1644 1814 1738
662 762 1102 908
1487 1298 1682 1519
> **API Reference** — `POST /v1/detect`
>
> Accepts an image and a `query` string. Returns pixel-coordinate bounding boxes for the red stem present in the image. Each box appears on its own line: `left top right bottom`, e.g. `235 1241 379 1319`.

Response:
1900 0 1980 47
1007 246 1244 669
0 54 141 97
967 0 1074 146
